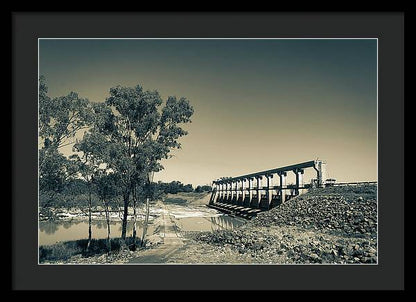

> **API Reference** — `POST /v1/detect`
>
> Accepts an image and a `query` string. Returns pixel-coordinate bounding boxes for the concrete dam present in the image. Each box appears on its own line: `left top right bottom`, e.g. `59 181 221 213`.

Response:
208 160 327 219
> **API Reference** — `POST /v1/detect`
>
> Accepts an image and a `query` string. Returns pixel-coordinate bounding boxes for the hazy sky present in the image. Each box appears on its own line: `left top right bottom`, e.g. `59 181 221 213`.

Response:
39 39 377 186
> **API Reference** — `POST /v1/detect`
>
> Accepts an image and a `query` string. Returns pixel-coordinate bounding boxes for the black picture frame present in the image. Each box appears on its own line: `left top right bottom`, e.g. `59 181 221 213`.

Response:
12 12 404 290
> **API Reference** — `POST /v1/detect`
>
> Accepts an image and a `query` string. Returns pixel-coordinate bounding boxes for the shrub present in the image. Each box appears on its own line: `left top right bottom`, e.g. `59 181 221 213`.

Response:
39 237 142 263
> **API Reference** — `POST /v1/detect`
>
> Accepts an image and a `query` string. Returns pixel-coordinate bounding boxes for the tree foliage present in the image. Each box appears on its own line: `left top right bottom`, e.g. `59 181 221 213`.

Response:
39 76 94 195
39 76 94 149
194 185 212 193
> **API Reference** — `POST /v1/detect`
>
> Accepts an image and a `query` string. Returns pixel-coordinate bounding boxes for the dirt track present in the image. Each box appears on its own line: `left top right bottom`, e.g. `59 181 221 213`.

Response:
128 205 184 263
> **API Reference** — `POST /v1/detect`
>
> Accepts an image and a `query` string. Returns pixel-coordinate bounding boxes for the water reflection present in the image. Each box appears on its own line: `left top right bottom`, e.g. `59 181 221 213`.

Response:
39 219 155 246
93 220 106 230
39 212 243 246
39 221 59 235
116 220 146 233
175 215 245 232
209 215 245 231
62 221 75 229
40 220 83 234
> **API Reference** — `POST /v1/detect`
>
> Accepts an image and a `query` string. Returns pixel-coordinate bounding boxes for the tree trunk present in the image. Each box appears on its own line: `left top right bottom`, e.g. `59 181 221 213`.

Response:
141 197 150 247
105 202 111 253
121 191 129 241
101 197 111 253
86 187 92 251
132 188 137 250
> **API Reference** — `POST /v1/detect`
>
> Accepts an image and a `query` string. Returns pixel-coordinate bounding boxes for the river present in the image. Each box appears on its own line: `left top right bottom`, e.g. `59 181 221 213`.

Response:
39 203 246 246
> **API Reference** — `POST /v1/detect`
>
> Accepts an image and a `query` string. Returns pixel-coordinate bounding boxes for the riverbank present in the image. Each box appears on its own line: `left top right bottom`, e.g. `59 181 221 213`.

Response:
39 192 235 263
39 192 212 221
39 185 377 264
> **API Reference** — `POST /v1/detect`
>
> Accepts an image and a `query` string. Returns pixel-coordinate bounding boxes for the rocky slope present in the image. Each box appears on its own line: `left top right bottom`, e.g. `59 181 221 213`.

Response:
190 184 377 264
252 185 377 238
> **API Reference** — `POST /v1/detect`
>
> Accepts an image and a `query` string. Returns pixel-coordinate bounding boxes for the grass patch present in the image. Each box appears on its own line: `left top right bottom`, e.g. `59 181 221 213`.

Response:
164 197 188 204
39 237 142 263
307 184 377 202
163 192 210 204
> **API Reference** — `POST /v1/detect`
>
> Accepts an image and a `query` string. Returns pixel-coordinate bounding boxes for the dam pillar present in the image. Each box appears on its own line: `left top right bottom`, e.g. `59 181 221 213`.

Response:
214 182 219 203
241 179 246 205
234 180 239 204
294 168 305 195
248 177 254 206
229 181 232 203
314 160 327 188
256 176 262 208
278 171 287 202
266 174 273 208
224 182 228 202
229 182 233 202
231 181 235 202
209 182 216 204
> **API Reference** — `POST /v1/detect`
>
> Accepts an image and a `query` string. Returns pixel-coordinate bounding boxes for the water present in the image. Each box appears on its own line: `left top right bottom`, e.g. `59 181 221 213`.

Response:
39 219 155 246
175 216 245 232
39 205 245 246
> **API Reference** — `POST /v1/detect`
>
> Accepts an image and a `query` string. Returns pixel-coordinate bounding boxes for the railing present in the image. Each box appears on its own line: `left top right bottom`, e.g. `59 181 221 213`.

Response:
328 181 377 187
216 160 318 183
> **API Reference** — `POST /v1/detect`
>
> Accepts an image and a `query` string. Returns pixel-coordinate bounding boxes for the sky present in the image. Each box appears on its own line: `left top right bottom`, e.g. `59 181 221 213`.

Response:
39 39 377 187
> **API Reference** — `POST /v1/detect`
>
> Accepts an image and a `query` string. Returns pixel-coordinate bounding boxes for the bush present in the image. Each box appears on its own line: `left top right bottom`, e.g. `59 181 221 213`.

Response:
39 237 142 263
39 242 82 262
195 185 212 193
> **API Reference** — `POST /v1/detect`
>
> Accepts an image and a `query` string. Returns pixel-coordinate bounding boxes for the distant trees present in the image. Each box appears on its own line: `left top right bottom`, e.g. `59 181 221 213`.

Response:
155 181 191 194
151 181 212 194
194 185 212 193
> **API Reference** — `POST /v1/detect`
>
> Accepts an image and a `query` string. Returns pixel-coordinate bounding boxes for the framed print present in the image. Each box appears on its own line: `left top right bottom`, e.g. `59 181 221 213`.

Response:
12 12 404 290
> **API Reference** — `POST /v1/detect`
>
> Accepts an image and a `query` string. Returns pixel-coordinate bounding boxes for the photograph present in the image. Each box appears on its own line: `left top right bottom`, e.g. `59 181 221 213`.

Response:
38 38 378 265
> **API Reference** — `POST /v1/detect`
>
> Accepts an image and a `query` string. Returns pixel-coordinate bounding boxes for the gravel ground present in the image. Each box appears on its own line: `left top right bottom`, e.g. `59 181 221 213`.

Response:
187 225 376 264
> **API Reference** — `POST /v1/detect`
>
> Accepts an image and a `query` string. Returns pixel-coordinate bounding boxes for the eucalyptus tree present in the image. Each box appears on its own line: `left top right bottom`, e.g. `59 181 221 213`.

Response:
94 172 120 252
131 183 145 249
38 76 94 195
93 84 194 241
39 76 93 151
38 76 95 221
70 130 108 250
